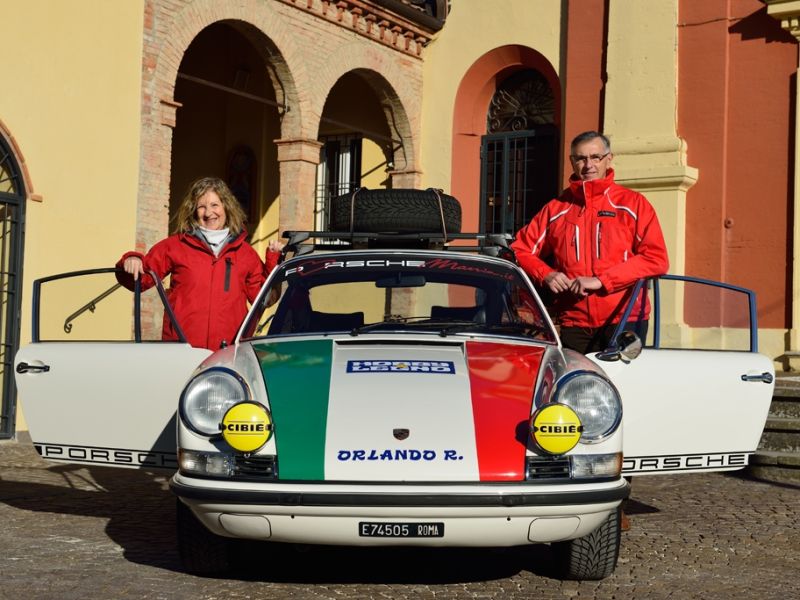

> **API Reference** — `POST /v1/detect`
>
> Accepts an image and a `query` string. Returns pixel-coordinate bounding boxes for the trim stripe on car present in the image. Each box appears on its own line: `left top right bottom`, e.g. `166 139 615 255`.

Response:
465 342 544 481
254 339 333 480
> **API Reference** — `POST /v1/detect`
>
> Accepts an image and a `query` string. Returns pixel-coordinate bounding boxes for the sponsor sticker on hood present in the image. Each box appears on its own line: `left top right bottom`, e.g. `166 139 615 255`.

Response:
347 360 455 374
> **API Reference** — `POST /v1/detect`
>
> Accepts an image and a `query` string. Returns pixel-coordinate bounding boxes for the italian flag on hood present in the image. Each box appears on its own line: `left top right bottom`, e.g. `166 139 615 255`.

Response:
252 338 545 482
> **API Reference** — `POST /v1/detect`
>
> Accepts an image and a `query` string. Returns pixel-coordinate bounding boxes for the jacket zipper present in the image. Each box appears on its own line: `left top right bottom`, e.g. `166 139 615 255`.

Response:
596 222 601 259
224 257 232 292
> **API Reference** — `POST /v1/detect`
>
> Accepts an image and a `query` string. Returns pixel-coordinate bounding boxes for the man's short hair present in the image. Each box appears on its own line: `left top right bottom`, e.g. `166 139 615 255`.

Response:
570 131 611 154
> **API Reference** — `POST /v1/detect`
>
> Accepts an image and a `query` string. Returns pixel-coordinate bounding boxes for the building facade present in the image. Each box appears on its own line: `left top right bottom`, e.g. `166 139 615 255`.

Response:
1 0 798 436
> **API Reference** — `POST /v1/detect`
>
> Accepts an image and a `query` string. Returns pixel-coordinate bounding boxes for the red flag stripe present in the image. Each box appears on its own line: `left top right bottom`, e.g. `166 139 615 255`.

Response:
465 341 544 481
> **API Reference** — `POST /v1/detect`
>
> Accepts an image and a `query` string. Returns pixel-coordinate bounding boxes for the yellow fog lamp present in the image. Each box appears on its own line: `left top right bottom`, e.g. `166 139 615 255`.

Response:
220 401 273 453
530 403 583 455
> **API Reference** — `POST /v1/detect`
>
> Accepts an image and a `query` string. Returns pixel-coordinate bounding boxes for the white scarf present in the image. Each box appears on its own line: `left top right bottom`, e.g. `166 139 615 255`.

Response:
198 226 230 257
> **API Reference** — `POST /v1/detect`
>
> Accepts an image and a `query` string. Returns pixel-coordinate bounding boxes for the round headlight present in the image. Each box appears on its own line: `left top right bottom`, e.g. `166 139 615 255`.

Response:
552 371 621 442
180 368 250 436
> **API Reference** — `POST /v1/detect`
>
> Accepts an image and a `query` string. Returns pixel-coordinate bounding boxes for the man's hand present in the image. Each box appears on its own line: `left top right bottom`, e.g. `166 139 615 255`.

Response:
543 271 574 294
569 276 602 297
123 256 144 281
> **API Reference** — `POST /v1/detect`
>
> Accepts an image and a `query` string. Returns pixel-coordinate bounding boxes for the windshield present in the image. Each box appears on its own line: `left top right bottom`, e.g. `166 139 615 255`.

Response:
240 252 556 343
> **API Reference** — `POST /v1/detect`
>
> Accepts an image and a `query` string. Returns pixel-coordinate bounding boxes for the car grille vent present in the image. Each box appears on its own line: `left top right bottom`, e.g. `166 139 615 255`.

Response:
233 455 277 480
526 456 571 480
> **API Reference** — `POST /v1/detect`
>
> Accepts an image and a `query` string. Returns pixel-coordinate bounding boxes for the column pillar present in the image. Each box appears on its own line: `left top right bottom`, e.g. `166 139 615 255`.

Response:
766 1 800 360
605 0 698 275
274 137 323 233
388 168 422 189
604 0 698 344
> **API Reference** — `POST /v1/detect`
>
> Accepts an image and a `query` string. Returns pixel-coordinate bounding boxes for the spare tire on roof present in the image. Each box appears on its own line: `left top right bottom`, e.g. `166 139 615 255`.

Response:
330 188 462 234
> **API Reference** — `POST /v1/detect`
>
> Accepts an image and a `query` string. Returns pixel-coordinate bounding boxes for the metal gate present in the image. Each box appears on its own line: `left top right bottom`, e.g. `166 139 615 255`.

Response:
479 128 559 235
0 136 26 438
315 135 363 231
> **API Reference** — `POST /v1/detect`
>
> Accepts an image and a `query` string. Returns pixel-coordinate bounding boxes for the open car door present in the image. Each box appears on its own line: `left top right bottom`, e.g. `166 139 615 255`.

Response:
589 275 774 476
14 269 211 470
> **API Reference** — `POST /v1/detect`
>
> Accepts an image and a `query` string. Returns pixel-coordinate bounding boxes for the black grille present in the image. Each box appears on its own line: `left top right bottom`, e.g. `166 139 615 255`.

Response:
526 456 571 480
233 455 277 480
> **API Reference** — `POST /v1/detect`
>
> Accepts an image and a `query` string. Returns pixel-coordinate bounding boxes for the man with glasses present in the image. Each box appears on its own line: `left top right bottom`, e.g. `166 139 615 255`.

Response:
511 130 669 355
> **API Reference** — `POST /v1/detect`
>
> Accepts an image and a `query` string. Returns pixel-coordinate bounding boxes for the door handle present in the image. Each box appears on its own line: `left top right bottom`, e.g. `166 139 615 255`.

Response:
740 372 773 384
16 362 50 374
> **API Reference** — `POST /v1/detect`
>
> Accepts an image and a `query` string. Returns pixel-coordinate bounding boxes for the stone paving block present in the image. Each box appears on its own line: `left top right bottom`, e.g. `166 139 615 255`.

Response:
0 440 798 600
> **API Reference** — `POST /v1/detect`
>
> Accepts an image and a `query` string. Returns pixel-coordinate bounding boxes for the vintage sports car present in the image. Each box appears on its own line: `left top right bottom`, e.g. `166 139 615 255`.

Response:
14 191 774 580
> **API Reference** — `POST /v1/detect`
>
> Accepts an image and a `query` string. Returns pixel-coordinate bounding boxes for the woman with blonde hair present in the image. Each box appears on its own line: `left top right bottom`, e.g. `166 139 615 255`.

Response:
117 177 283 350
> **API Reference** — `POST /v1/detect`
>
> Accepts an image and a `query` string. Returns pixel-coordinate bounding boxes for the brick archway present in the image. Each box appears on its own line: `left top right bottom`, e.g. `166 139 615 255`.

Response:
451 45 561 232
138 1 309 255
308 44 420 184
139 0 428 246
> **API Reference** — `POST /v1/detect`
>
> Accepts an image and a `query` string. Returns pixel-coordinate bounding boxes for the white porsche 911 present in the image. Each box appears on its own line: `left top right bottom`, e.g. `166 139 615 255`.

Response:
14 190 774 580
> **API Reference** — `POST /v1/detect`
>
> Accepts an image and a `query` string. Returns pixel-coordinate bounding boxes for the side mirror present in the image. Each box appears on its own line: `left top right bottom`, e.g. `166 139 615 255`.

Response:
595 330 643 363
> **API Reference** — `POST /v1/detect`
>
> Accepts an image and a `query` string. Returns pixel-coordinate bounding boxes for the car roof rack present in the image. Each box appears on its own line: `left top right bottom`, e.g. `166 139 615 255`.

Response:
281 230 514 259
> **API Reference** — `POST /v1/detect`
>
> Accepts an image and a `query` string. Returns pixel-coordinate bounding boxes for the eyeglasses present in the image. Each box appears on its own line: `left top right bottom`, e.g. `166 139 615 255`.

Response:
570 152 610 165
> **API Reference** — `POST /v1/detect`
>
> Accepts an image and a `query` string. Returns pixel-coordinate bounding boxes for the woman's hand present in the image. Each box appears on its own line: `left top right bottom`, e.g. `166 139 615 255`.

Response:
268 240 285 253
123 256 144 281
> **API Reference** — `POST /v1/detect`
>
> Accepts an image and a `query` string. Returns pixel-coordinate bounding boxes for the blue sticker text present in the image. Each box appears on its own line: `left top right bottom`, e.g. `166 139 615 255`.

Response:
347 360 455 374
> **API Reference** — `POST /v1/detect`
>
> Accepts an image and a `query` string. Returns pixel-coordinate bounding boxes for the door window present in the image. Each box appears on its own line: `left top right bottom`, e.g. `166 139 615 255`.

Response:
31 269 186 343
613 276 759 352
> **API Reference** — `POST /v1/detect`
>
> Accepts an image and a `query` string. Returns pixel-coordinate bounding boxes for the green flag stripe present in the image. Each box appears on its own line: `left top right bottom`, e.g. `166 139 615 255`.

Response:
252 339 332 480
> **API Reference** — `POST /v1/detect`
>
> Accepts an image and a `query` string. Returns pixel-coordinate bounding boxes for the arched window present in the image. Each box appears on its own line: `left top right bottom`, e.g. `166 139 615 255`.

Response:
0 134 26 438
481 69 559 234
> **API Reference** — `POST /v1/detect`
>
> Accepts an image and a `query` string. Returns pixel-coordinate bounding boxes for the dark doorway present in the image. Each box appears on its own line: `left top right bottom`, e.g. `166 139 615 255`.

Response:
480 69 559 235
0 135 26 438
171 21 282 234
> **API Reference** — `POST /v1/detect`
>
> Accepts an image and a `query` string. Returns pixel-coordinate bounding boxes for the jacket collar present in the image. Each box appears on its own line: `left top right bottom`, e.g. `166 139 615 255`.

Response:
568 168 615 206
180 229 248 255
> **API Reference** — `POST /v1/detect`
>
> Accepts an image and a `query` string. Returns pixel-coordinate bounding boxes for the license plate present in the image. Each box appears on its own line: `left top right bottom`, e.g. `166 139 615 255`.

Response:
358 522 445 538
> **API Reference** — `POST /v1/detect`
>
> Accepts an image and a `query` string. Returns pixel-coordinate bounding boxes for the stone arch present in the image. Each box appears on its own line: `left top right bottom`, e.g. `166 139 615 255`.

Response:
0 118 37 202
451 45 561 231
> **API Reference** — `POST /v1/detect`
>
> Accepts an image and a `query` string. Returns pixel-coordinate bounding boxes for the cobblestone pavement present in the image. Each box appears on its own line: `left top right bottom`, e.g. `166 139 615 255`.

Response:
0 440 797 600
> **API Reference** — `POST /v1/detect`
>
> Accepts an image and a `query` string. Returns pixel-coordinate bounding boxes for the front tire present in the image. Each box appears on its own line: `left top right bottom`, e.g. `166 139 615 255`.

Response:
176 499 231 576
551 507 621 580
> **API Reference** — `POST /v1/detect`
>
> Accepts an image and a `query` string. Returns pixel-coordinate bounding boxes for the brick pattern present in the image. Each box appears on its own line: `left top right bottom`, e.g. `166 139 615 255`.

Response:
276 0 435 57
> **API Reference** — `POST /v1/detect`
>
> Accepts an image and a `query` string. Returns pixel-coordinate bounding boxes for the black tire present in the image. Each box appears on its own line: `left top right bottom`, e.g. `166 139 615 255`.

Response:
176 499 231 576
330 188 462 234
551 507 621 580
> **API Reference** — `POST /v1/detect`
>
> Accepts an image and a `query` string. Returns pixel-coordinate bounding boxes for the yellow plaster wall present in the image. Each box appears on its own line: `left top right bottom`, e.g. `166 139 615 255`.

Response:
603 0 696 279
419 0 563 191
1 0 145 429
1 0 144 319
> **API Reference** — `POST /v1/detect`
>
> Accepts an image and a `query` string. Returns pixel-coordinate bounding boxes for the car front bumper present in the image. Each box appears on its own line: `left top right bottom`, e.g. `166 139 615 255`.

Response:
170 475 629 546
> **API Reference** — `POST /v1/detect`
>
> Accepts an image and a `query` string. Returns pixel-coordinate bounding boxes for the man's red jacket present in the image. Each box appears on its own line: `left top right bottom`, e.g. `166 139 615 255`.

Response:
117 230 280 350
511 169 669 329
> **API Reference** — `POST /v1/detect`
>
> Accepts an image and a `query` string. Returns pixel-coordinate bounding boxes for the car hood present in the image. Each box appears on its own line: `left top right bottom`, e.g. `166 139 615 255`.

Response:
250 337 547 482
